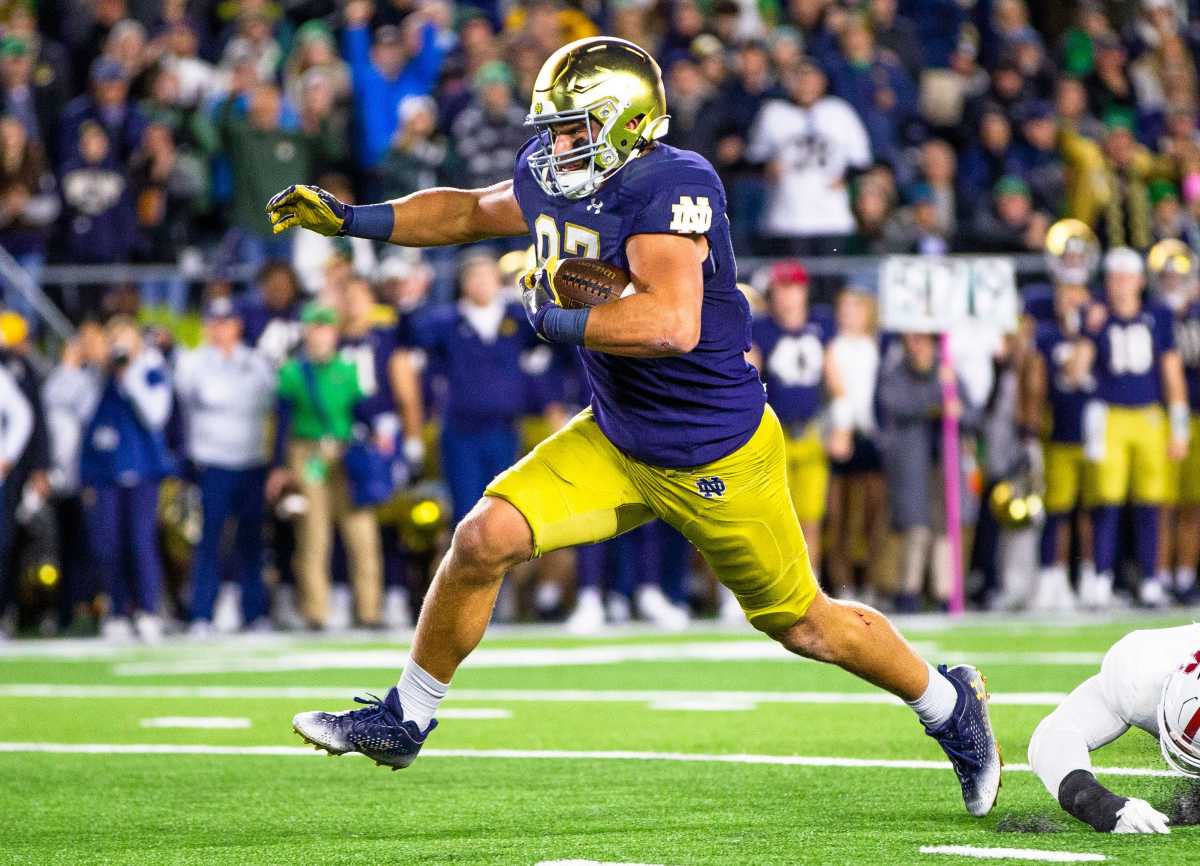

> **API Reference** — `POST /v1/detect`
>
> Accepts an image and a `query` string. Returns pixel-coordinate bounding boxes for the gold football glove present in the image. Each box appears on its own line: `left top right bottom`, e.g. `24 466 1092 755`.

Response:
265 185 348 236
520 257 563 339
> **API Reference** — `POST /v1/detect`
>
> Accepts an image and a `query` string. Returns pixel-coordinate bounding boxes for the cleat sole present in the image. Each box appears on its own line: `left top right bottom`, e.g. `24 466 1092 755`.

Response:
292 725 347 757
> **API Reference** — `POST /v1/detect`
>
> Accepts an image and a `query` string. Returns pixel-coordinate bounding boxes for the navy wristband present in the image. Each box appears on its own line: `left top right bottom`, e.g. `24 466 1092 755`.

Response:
342 203 395 242
541 305 590 345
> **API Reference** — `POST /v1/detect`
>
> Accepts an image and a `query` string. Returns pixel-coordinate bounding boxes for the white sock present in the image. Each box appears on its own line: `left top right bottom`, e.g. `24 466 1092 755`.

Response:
905 662 957 730
396 659 448 731
1177 567 1196 592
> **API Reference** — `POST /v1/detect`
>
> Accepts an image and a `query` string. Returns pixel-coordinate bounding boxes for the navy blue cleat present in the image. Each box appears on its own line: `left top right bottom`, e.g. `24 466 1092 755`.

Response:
925 664 1002 817
292 687 436 770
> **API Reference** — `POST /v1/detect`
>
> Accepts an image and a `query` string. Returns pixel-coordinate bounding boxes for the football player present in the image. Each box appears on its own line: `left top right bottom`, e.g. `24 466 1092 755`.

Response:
1028 623 1200 834
1021 218 1100 328
1072 247 1189 607
1149 240 1200 599
337 276 424 627
267 37 1000 816
1018 221 1100 610
749 260 848 584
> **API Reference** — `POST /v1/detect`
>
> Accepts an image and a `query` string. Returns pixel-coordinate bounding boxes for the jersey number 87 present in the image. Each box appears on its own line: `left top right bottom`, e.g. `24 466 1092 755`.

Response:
535 215 600 265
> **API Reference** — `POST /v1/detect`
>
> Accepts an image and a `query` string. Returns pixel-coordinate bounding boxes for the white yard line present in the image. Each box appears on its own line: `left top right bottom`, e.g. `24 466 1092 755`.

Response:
0 742 1182 779
536 861 667 866
647 699 758 712
0 684 1070 706
437 709 512 720
139 717 251 729
107 643 1103 676
919 845 1106 862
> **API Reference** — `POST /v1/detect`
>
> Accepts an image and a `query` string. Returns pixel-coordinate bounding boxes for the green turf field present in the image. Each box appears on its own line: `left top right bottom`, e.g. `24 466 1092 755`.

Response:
3 615 1199 865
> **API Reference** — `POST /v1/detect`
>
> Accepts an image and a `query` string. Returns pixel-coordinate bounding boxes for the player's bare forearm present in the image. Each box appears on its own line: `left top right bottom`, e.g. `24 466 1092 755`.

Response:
389 350 425 439
1066 339 1095 385
584 291 699 357
584 234 704 357
1163 351 1187 408
1018 351 1047 433
386 182 528 246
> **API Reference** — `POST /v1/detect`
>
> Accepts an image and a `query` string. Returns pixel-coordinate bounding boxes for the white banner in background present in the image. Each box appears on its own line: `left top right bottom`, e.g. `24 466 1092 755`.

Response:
879 256 1019 334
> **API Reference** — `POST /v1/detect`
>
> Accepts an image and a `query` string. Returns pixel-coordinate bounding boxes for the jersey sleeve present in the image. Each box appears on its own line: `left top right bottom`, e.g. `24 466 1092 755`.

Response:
511 136 540 213
625 156 726 238
1155 306 1177 352
1027 674 1130 799
832 99 872 169
277 360 300 402
1034 322 1057 360
746 100 783 164
403 306 450 356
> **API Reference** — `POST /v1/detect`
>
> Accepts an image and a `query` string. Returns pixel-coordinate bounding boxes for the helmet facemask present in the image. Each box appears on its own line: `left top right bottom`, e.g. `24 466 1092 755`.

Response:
1045 219 1099 287
1158 668 1200 778
1149 241 1198 313
526 98 632 200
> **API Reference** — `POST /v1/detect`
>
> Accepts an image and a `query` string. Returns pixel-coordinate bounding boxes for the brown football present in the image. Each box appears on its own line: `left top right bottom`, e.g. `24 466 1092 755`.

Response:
554 257 631 309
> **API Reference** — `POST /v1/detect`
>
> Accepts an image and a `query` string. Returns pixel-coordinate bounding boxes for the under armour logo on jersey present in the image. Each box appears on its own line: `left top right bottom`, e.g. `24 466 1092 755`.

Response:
587 197 603 215
695 476 726 498
669 196 712 234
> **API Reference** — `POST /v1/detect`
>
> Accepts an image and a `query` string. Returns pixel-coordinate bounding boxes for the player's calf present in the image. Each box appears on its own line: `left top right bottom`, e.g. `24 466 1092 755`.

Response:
770 594 1000 816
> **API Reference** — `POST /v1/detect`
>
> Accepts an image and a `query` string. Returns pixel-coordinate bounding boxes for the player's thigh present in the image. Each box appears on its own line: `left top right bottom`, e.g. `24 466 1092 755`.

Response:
1130 406 1170 504
636 406 818 634
785 427 830 524
485 408 654 557
1090 407 1134 505
1180 416 1200 505
1043 443 1085 514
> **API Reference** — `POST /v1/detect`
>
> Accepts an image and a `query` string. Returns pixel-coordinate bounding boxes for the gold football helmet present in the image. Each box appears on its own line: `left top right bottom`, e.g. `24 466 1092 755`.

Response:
1147 238 1198 312
1044 218 1099 287
526 37 670 200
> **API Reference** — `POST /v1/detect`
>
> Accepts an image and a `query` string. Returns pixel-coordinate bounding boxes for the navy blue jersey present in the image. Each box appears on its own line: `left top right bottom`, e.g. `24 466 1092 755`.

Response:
339 327 397 425
1022 282 1056 324
238 298 302 366
512 138 765 468
408 301 539 430
1089 302 1176 407
751 313 834 429
1175 302 1200 413
1035 320 1094 444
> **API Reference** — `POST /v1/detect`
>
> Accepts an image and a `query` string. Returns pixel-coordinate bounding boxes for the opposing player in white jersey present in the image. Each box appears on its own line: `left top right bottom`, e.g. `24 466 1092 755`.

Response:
1028 624 1200 833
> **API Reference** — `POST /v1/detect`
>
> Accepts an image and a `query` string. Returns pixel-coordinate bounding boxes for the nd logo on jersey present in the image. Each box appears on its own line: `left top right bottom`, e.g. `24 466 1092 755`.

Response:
670 196 713 234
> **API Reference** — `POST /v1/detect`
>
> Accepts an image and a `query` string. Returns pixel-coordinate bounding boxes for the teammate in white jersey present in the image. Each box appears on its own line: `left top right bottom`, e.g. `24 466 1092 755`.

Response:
1028 624 1200 833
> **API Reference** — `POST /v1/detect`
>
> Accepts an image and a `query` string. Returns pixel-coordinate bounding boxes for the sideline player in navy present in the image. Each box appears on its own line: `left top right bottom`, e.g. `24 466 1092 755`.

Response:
266 36 1000 815
1019 227 1098 611
1072 247 1190 608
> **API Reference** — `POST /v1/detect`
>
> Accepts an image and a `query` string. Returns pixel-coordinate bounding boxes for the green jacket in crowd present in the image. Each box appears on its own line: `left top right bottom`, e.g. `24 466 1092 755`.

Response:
217 96 346 236
277 354 362 442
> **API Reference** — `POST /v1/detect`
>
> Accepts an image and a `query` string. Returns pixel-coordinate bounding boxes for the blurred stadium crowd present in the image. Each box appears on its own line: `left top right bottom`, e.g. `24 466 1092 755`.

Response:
3 0 1200 638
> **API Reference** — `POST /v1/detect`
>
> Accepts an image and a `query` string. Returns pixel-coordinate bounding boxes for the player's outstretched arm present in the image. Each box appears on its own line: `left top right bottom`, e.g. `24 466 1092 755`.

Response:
1162 349 1190 460
1028 675 1167 833
265 181 528 247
